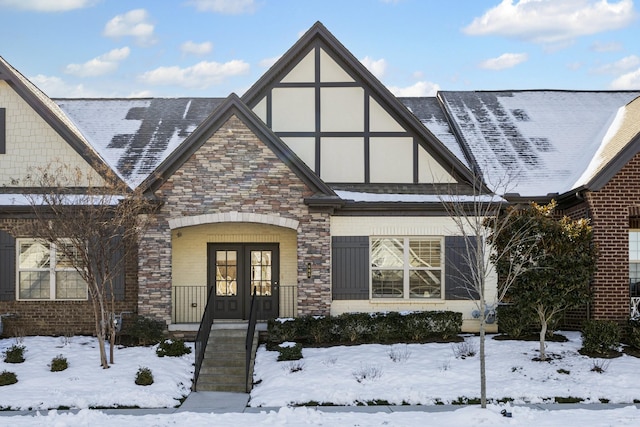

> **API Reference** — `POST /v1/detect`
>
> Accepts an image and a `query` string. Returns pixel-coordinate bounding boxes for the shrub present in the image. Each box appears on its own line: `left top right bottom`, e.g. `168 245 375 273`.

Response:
352 364 383 383
581 320 621 355
591 359 610 374
496 304 534 338
0 371 17 386
452 341 477 359
267 318 299 345
3 344 25 363
156 339 192 357
336 312 373 342
50 354 68 372
628 319 640 350
388 344 411 363
402 311 462 341
122 316 166 346
135 367 154 386
277 343 303 361
266 311 463 346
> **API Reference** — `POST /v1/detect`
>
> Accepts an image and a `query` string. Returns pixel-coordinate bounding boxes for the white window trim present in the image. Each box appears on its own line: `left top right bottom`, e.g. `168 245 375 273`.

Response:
16 238 88 301
370 236 445 301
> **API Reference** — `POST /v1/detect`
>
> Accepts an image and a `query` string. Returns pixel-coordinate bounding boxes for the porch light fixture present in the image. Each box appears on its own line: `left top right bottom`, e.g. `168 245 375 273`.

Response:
306 262 312 279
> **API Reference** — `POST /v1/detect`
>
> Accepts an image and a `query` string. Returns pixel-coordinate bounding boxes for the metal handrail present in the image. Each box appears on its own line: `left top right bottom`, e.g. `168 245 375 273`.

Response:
192 285 215 391
245 285 258 393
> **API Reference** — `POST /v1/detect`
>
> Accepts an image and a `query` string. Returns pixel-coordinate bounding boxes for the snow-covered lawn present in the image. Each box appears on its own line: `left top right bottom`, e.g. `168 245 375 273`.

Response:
2 332 640 426
250 331 640 407
0 336 193 410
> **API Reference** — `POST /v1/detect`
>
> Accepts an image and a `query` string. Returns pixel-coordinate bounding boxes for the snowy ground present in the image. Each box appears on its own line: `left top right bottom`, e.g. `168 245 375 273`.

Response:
1 332 640 426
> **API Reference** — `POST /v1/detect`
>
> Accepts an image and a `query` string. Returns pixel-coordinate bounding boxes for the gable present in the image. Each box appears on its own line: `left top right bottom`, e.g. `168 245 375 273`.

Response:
160 114 318 206
243 23 470 186
0 80 103 187
576 95 640 191
143 94 337 208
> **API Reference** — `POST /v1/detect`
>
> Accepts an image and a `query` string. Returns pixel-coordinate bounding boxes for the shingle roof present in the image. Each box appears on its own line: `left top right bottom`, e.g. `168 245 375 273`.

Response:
438 90 640 197
399 97 471 169
55 98 224 188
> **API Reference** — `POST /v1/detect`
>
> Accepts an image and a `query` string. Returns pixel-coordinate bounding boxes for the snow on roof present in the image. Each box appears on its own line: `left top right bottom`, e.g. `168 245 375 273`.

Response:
574 96 640 188
55 98 224 188
399 97 470 169
439 91 640 197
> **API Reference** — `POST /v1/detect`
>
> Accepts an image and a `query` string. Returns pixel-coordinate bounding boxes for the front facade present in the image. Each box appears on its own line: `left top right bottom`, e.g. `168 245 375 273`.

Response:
2 22 640 337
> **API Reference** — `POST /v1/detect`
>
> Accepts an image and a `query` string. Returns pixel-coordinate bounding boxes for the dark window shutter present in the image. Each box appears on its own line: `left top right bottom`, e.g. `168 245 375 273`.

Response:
445 236 480 300
0 230 16 301
332 236 369 300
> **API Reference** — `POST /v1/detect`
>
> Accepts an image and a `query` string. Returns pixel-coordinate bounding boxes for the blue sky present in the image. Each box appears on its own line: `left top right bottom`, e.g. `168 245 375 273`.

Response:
0 0 638 98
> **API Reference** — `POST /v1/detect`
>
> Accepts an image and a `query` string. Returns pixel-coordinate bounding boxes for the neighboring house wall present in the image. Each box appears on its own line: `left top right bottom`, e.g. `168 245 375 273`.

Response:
0 81 100 187
138 115 331 325
0 220 138 336
583 152 640 324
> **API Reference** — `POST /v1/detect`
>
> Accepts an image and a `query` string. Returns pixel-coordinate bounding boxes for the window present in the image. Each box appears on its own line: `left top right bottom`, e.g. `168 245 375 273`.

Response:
17 239 87 300
371 237 443 299
630 231 640 298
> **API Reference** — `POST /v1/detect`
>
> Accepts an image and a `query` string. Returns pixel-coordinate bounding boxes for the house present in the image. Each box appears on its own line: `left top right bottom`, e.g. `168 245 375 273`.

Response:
1 22 639 337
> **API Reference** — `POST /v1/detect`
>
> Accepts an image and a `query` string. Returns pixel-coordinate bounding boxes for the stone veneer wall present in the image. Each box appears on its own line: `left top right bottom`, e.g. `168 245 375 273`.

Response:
0 219 138 337
580 152 640 324
137 115 331 325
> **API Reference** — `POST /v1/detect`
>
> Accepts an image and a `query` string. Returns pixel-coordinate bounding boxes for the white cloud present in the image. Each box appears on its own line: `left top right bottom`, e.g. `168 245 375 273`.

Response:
103 9 156 46
29 74 101 97
591 41 623 52
464 0 636 45
138 60 250 88
0 0 97 12
388 81 440 97
594 55 640 74
610 68 640 89
181 41 213 56
479 52 529 70
64 47 131 77
259 56 280 68
187 0 257 14
360 56 387 79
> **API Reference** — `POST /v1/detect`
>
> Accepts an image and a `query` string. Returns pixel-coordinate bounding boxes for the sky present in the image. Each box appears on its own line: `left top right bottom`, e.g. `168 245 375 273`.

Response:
0 0 639 99
3 333 640 426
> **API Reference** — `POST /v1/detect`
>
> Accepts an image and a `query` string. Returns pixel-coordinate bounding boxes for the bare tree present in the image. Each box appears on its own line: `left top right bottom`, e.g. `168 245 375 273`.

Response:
21 161 153 368
440 173 538 408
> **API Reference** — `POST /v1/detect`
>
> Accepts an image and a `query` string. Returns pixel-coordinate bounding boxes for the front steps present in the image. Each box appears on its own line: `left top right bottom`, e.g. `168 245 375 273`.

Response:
196 326 259 392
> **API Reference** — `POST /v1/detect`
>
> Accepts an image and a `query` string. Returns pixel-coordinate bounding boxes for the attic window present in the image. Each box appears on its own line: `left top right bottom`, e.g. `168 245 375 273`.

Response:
0 108 5 154
511 109 530 122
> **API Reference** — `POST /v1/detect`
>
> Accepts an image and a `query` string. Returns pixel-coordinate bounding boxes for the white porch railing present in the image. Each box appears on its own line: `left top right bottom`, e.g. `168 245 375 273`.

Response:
631 297 640 319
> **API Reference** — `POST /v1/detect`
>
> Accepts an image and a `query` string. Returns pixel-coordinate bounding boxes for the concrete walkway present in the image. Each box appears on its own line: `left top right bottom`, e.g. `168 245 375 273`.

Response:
1 391 639 416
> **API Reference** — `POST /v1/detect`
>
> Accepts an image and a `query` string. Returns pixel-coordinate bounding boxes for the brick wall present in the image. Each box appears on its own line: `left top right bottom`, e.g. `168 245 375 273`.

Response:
137 115 331 325
579 152 640 324
0 219 138 337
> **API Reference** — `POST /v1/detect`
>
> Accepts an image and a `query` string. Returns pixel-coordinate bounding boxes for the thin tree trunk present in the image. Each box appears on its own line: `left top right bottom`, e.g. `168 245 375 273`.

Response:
480 299 487 408
538 308 547 361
